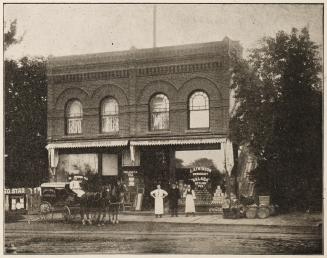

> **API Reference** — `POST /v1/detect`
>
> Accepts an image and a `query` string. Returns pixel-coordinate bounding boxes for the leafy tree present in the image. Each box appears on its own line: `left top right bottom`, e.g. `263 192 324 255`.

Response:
5 56 48 187
5 19 48 187
4 19 23 51
230 28 322 211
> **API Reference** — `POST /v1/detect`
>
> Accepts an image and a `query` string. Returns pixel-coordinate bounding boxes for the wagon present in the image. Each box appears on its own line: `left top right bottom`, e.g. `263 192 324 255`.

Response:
39 182 81 222
39 182 124 223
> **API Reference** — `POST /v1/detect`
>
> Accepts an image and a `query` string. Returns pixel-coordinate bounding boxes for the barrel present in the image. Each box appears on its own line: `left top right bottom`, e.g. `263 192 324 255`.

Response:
245 207 257 219
257 207 270 219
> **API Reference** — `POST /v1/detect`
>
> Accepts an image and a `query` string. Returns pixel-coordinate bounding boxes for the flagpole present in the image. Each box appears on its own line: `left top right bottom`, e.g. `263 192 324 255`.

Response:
153 4 157 48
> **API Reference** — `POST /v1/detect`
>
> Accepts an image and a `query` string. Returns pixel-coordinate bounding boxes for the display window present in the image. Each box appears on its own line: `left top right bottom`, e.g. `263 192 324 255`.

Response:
57 154 98 181
175 149 225 195
102 154 118 176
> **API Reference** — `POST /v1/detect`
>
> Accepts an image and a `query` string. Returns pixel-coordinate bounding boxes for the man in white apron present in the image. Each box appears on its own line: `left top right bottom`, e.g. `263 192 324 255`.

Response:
150 184 168 218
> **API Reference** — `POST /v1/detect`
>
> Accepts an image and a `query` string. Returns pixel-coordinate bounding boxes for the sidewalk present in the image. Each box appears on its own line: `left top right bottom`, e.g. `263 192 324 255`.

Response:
117 212 322 227
19 211 322 228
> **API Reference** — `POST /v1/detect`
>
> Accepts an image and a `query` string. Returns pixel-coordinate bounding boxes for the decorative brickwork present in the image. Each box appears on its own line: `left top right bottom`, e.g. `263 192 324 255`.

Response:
47 39 242 141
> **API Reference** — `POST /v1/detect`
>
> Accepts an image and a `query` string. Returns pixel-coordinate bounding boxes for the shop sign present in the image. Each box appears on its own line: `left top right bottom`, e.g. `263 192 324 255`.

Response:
123 170 138 186
5 188 26 194
190 167 211 189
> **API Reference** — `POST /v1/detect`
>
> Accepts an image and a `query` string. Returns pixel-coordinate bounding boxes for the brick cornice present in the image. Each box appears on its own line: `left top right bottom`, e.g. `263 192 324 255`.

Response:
49 61 223 84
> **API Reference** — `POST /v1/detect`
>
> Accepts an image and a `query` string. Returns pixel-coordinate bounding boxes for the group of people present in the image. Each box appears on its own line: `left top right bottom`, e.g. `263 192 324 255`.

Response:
150 183 196 218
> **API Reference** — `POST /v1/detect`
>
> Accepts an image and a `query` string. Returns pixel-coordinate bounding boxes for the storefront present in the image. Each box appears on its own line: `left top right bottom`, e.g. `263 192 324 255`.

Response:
47 137 233 211
129 137 228 211
5 188 27 212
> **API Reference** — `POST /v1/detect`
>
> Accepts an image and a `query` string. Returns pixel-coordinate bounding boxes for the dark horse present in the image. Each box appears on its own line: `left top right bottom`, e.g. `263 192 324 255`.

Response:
108 182 125 224
79 183 124 225
79 182 111 225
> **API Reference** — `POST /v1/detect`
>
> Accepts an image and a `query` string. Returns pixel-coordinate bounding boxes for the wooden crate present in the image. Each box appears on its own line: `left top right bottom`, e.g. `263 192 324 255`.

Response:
259 196 270 206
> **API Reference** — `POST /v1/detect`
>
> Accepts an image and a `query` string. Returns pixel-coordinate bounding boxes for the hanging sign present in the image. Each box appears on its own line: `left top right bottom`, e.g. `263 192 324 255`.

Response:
190 167 211 189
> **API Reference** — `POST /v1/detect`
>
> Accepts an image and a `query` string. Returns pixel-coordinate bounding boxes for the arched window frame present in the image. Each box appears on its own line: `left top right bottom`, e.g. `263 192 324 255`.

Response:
188 91 210 129
65 99 83 135
149 93 170 131
100 97 119 133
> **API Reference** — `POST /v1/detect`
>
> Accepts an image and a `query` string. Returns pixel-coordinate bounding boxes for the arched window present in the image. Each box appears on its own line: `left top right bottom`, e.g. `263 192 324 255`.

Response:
189 91 209 128
150 94 169 131
66 100 83 134
101 97 119 133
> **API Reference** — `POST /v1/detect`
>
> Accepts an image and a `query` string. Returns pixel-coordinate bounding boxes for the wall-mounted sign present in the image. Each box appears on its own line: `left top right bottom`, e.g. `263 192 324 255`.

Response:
123 170 138 186
190 167 211 189
5 188 26 194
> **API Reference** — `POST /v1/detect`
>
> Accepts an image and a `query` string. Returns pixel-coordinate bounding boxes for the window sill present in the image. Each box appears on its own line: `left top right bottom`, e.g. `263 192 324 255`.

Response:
185 128 211 134
62 134 84 139
97 132 120 137
146 130 172 135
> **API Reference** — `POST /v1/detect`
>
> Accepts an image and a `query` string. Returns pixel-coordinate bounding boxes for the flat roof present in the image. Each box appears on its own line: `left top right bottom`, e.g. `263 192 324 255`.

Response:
48 37 242 68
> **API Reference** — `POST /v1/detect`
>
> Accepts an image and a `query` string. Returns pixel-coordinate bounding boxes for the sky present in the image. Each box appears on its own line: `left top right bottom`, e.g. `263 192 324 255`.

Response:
4 4 323 60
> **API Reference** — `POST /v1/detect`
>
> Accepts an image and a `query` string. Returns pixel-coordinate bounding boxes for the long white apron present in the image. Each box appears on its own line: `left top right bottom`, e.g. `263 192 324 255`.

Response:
185 191 196 213
151 189 168 215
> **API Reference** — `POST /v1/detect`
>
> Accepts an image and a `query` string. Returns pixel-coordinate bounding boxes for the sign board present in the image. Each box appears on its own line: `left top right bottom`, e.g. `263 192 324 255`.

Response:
5 188 26 194
190 167 211 189
123 170 138 186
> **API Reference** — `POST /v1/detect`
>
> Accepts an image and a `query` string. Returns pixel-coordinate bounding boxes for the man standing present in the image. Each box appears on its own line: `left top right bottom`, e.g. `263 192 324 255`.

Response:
169 183 180 217
150 184 168 218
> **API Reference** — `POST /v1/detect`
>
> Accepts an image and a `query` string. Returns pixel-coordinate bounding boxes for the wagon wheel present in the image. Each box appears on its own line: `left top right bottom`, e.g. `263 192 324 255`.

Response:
257 206 270 219
39 201 53 222
61 205 72 222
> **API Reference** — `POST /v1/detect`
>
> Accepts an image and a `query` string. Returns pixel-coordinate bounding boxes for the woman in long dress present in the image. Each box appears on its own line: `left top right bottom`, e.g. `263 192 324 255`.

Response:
184 184 196 217
150 184 168 218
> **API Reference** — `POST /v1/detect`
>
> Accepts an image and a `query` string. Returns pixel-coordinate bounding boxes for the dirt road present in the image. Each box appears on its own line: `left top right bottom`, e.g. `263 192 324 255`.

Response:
5 221 322 254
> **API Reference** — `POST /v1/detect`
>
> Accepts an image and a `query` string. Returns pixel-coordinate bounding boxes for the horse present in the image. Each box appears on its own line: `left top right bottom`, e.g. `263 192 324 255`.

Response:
95 184 111 226
108 182 125 224
79 191 100 225
79 185 113 226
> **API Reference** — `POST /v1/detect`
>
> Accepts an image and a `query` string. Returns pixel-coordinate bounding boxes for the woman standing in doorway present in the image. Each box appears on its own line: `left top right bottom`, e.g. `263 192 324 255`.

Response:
184 184 196 217
150 184 168 218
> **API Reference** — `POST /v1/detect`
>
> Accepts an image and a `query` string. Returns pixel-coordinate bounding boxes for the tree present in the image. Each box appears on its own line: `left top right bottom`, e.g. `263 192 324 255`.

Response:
5 56 48 187
230 28 322 211
5 19 48 187
4 19 23 51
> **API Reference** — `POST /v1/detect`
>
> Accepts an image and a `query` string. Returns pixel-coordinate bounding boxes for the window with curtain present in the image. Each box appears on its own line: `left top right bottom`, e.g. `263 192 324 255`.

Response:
101 97 119 133
189 91 209 128
150 94 169 131
66 100 83 134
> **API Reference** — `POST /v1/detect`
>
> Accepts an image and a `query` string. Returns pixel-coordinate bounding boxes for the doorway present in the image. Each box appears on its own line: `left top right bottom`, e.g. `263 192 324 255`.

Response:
141 147 170 210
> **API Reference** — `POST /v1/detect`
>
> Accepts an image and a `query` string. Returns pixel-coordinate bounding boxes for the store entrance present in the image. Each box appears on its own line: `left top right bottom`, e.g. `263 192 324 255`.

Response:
141 147 170 210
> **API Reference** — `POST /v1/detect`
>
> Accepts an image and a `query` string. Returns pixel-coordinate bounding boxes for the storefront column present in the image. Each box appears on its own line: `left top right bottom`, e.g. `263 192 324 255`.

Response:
47 148 59 182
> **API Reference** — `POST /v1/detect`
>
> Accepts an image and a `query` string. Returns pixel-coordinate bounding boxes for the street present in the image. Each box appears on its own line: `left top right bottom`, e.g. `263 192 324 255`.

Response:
5 220 322 254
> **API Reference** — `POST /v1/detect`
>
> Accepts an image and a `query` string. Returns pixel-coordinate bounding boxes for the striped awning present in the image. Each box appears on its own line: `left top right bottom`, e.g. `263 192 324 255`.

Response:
46 139 128 149
130 137 226 146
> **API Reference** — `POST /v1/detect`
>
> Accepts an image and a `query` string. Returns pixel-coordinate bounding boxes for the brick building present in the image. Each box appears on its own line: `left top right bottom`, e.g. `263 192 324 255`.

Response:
46 38 242 210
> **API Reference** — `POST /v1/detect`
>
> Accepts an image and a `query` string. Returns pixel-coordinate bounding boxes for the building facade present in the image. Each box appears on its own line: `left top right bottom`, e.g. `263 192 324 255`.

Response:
46 38 242 210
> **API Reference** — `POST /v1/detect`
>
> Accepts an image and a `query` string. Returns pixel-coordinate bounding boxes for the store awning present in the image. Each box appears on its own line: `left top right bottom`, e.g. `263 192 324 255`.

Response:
130 137 226 146
46 139 128 150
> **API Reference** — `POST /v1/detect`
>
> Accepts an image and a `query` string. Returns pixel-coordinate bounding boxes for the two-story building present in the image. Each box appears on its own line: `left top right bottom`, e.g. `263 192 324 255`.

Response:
46 37 242 210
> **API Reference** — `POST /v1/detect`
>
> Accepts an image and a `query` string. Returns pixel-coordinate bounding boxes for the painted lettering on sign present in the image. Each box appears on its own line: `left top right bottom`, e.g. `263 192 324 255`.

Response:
123 170 138 186
190 167 211 189
5 188 26 194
